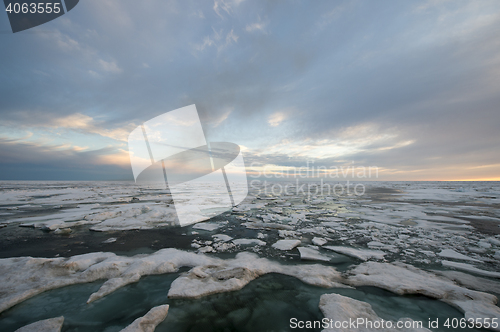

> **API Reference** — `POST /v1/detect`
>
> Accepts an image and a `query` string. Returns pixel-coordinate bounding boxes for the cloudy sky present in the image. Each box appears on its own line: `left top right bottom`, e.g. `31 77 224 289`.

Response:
1 0 499 181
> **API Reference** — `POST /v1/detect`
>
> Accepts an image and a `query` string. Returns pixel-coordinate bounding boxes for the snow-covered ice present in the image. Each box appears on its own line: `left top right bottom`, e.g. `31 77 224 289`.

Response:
119 304 168 332
14 316 64 332
319 293 430 332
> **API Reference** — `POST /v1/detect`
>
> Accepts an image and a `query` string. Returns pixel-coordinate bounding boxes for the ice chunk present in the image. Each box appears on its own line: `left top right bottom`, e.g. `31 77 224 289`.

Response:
347 262 500 329
14 316 64 332
119 304 169 332
324 246 386 261
319 294 430 332
437 249 481 262
0 249 213 313
212 234 233 242
242 222 294 230
272 239 301 250
167 252 346 299
297 247 330 262
232 239 266 246
441 260 500 279
312 237 328 246
192 222 223 231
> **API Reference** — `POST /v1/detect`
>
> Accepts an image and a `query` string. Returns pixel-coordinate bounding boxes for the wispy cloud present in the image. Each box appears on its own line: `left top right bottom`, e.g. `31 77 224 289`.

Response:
213 0 244 18
98 59 122 74
245 17 268 33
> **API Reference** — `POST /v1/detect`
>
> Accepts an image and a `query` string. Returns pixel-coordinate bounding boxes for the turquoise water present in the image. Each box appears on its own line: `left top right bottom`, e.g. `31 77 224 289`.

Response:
0 272 482 332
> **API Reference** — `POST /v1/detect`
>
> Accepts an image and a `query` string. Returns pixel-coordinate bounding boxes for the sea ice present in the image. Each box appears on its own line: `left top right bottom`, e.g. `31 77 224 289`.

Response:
437 249 481 262
319 294 430 332
167 252 346 299
242 222 294 230
14 316 64 332
192 222 223 231
441 260 500 279
346 262 500 330
232 239 266 246
119 304 169 332
324 246 386 261
312 237 328 246
0 249 213 313
212 234 233 242
297 247 331 262
271 239 301 250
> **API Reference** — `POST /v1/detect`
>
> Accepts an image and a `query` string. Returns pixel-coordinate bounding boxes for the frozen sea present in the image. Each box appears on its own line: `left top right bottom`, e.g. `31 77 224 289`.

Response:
0 180 499 331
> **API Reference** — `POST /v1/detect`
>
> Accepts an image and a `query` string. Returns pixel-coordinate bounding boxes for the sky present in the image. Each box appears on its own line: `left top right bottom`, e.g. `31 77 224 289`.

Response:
0 0 500 181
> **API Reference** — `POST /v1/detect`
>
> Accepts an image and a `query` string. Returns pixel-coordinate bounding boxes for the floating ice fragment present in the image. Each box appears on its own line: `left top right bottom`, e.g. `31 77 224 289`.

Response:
324 246 386 261
167 252 345 299
441 260 500 279
192 222 222 231
119 304 169 332
212 234 233 242
232 239 266 246
14 316 64 332
347 261 500 329
272 239 301 251
319 294 430 332
297 247 330 262
438 249 481 262
312 237 328 246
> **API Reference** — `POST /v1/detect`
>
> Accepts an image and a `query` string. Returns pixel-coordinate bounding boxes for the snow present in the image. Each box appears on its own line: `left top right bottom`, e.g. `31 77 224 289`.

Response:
324 246 386 261
119 304 169 332
319 294 430 332
14 317 64 332
271 239 301 250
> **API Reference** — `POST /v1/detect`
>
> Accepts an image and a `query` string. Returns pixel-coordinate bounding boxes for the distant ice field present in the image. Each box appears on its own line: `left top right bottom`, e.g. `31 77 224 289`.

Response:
0 180 499 331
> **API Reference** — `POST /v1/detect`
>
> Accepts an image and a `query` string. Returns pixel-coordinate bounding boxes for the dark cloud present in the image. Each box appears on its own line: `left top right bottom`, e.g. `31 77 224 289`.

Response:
0 139 131 180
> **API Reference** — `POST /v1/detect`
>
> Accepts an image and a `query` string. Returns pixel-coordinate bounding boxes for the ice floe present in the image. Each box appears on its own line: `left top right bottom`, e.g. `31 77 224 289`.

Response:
14 316 64 332
437 249 481 262
319 293 430 332
232 238 266 246
119 304 169 332
192 222 224 231
297 247 331 262
312 237 328 246
272 239 301 250
346 262 500 329
324 246 386 261
167 252 346 299
441 260 500 279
